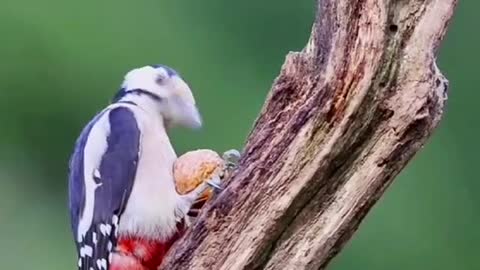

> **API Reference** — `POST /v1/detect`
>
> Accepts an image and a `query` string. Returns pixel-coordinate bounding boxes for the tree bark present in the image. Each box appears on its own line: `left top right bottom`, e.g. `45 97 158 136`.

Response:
160 0 457 269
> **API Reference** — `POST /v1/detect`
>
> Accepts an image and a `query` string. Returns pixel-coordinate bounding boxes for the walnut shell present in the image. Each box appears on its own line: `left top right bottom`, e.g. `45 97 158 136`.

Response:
173 149 223 197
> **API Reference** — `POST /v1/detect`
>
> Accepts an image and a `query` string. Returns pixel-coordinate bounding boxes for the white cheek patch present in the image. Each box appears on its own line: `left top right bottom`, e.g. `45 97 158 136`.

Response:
122 66 161 92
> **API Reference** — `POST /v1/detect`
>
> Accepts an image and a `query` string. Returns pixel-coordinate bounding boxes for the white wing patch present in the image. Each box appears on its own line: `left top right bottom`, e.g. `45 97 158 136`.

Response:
92 232 98 244
96 258 107 270
112 215 119 226
93 169 101 180
100 223 112 236
77 113 111 243
80 245 93 257
112 215 119 238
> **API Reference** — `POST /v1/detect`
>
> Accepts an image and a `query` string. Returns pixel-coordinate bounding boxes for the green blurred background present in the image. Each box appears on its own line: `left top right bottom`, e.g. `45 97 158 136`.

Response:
0 0 477 269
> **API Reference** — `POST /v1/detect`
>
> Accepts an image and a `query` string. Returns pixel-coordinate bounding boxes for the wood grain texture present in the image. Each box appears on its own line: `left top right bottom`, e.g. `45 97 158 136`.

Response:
160 0 457 269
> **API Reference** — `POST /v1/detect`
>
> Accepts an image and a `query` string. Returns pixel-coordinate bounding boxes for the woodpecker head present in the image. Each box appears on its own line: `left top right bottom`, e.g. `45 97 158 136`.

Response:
114 65 202 129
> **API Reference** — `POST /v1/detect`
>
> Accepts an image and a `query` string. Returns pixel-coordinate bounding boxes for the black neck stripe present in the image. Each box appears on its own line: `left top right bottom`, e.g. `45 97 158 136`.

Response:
117 100 138 106
112 88 162 103
129 89 162 102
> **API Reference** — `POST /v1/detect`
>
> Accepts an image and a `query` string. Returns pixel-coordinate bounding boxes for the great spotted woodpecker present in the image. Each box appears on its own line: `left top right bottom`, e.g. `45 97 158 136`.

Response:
68 65 223 270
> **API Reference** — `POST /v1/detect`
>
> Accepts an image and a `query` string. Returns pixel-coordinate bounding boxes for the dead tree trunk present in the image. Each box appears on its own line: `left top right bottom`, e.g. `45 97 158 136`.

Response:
161 0 457 269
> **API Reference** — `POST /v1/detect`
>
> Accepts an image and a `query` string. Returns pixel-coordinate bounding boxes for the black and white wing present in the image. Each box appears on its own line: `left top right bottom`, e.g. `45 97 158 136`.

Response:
68 105 141 270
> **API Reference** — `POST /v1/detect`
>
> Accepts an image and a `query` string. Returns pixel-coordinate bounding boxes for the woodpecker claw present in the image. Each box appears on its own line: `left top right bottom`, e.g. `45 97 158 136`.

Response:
222 149 241 169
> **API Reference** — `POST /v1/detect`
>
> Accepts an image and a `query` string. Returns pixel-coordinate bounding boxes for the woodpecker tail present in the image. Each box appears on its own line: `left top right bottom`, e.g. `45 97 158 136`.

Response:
75 221 119 270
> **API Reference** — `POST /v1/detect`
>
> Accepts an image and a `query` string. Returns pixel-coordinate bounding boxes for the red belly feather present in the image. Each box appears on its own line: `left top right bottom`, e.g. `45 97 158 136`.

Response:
111 223 186 270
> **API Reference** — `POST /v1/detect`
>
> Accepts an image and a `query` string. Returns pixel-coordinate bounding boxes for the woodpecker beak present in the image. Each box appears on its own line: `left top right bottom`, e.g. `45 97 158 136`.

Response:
164 95 203 129
180 102 202 129
169 95 202 129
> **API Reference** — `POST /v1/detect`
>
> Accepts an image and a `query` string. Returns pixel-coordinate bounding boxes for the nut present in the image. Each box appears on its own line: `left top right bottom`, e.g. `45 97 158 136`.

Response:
173 149 223 197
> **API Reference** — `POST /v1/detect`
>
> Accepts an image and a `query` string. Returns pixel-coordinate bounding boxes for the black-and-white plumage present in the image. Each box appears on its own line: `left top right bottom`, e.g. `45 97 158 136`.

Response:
68 65 215 270
69 105 140 269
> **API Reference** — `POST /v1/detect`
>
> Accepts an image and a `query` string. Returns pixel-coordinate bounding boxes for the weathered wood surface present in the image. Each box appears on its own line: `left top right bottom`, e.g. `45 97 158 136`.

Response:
160 0 458 269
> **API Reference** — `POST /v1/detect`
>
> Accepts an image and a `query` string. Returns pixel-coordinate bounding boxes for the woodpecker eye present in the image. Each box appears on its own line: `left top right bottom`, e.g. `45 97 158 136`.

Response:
156 74 167 85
